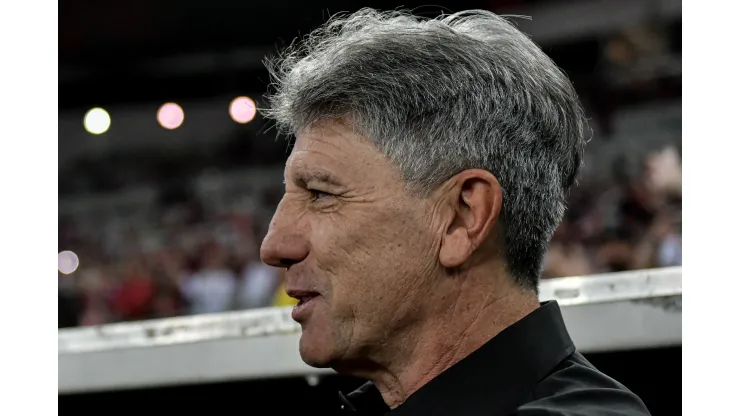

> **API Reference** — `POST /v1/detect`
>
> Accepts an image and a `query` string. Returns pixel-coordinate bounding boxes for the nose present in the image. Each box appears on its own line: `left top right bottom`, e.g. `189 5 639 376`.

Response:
260 200 310 268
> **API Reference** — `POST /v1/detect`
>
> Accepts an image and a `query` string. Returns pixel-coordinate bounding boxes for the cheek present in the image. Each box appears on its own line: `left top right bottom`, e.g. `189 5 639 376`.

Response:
312 206 437 311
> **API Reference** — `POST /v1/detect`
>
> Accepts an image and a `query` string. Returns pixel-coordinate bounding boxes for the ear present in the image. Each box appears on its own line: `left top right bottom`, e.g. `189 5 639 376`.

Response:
439 169 503 269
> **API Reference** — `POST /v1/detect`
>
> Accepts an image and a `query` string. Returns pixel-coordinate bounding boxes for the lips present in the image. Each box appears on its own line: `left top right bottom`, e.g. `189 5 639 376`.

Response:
286 290 320 303
286 289 321 321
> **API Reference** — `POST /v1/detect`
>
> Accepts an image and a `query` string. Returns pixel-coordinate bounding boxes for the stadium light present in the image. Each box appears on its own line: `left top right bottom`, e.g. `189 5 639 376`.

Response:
58 250 80 275
157 102 185 130
229 96 257 124
83 108 111 135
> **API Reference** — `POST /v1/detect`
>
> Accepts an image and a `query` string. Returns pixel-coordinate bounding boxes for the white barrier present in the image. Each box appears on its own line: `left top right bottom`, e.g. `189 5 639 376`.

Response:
59 267 681 394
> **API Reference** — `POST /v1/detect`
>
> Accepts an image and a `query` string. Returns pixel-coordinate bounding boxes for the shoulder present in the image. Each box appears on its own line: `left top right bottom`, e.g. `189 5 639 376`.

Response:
515 352 651 416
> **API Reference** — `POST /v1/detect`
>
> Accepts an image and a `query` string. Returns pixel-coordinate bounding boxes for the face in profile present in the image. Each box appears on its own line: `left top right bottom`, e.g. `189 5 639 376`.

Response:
260 121 444 369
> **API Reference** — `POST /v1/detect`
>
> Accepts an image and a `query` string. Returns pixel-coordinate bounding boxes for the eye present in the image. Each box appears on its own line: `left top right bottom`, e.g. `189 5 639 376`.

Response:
309 189 333 203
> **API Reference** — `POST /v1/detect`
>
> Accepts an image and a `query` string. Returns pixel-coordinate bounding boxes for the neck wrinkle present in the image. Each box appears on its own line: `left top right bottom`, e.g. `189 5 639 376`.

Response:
358 269 540 409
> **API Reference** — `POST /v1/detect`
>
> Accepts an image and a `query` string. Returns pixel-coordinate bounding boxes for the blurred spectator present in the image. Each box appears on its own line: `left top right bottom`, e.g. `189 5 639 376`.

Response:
645 146 682 199
236 225 281 309
75 264 114 326
544 213 593 278
657 230 682 267
149 254 187 319
180 243 237 315
237 258 281 309
109 257 156 321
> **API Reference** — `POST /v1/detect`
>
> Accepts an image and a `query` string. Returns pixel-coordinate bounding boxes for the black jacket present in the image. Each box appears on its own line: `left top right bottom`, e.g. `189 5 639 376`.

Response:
338 301 650 415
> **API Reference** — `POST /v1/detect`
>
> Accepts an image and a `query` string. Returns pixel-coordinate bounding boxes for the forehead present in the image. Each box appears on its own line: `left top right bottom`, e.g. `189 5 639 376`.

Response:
285 122 392 184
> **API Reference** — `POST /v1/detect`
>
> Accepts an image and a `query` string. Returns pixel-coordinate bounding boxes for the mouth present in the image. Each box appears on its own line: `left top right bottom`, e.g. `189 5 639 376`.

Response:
297 294 318 305
287 290 321 321
287 290 320 303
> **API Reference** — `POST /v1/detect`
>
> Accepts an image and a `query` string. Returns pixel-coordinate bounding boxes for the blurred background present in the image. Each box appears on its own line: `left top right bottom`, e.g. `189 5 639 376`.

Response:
58 1 682 414
58 0 681 329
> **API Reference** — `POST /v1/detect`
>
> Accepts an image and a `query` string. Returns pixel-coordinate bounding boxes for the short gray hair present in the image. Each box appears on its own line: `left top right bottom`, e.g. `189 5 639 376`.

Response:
262 8 587 291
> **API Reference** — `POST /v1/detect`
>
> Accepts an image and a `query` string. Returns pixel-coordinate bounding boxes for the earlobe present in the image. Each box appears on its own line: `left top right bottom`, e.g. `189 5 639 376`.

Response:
440 226 474 269
438 170 502 269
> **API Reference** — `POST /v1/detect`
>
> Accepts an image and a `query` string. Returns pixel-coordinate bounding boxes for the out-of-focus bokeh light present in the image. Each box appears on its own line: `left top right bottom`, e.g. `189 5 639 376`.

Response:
157 103 185 130
229 96 257 124
83 108 111 135
58 250 80 275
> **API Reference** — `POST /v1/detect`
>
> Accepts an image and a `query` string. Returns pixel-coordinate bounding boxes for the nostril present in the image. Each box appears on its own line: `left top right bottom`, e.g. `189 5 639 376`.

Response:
278 258 301 268
260 243 305 269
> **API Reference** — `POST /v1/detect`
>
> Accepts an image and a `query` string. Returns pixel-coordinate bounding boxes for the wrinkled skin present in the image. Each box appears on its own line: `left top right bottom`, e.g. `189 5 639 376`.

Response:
261 121 445 368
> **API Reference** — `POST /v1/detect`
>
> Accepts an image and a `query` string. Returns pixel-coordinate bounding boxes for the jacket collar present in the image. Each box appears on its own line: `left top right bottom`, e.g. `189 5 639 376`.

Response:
340 301 575 415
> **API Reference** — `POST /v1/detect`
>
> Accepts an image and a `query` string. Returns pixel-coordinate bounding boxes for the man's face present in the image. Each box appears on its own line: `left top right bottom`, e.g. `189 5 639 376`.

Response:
261 121 443 368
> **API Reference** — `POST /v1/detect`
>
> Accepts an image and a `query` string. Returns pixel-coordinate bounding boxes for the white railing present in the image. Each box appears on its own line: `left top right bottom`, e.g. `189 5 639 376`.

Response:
59 267 681 394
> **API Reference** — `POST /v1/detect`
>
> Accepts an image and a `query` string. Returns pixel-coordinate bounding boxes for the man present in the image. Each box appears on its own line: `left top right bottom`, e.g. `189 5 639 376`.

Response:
260 8 650 415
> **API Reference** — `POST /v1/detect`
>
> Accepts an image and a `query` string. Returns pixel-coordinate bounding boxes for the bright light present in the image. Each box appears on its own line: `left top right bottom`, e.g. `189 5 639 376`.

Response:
58 250 80 275
157 103 185 130
229 96 257 124
83 108 111 135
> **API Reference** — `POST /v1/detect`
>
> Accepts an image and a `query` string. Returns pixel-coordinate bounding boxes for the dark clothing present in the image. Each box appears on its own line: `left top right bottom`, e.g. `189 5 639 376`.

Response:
339 301 650 415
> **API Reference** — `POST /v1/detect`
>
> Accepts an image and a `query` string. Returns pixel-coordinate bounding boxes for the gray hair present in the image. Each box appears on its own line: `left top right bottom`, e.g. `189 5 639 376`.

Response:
262 8 587 291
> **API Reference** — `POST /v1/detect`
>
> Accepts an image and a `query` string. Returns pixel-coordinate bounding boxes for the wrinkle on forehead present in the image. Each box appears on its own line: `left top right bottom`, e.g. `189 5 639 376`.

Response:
287 121 399 190
285 148 348 189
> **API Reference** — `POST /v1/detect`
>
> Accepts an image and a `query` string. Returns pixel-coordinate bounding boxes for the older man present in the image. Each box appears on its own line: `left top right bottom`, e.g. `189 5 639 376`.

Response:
260 8 650 416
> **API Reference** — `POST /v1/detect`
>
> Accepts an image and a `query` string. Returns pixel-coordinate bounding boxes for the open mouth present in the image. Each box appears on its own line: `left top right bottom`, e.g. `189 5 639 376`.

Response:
287 290 319 303
297 294 318 305
288 291 320 320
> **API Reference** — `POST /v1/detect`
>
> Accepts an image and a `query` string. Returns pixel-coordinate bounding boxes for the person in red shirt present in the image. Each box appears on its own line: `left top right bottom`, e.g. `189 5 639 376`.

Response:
109 257 156 322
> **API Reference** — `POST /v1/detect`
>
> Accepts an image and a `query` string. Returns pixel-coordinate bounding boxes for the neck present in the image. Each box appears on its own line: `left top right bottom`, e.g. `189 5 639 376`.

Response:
351 268 540 408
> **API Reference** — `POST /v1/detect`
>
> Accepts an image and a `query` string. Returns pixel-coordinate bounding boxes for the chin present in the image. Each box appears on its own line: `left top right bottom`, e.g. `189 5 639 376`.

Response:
298 331 335 368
